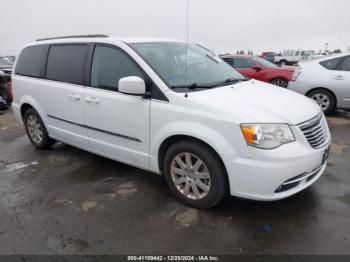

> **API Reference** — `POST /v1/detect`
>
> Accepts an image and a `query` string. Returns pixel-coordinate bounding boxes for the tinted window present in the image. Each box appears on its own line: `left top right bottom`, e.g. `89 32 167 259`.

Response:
252 56 277 68
233 58 256 69
15 45 48 77
46 45 87 85
91 46 144 91
339 56 350 71
222 57 234 67
320 57 344 70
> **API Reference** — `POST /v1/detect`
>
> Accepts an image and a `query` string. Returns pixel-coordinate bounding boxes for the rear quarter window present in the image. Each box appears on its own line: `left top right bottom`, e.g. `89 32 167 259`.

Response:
15 45 48 77
46 44 87 85
320 57 344 70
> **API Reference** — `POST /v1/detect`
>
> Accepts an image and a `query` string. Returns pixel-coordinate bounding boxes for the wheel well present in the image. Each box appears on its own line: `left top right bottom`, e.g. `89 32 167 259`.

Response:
306 87 337 104
270 77 288 83
20 103 34 119
157 135 228 181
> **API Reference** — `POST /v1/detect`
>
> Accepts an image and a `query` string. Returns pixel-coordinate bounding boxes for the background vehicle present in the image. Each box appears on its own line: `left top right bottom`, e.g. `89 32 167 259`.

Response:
0 56 13 110
274 50 322 66
259 52 278 63
288 53 350 114
220 54 295 87
6 56 16 62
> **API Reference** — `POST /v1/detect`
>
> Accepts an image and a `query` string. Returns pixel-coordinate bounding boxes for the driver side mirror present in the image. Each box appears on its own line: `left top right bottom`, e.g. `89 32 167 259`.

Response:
252 66 263 72
118 76 146 96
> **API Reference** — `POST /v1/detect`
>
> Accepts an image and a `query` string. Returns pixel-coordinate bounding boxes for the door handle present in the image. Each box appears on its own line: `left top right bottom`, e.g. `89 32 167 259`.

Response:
333 75 344 80
86 97 100 104
68 93 80 101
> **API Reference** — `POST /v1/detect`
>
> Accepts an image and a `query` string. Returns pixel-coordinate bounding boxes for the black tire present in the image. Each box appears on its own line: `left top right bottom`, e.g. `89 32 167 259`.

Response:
23 108 55 149
279 60 287 66
307 89 336 115
270 78 288 88
163 140 227 209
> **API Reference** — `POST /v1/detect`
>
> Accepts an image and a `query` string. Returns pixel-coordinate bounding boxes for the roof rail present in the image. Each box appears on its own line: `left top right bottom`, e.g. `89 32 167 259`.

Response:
36 34 109 42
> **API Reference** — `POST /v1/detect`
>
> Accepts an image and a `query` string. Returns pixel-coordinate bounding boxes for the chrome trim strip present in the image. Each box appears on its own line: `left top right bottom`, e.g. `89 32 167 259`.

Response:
282 164 324 185
47 115 142 143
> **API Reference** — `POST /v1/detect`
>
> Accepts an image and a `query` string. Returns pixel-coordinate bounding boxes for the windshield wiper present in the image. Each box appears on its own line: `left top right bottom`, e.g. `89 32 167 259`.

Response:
170 83 216 90
214 77 250 87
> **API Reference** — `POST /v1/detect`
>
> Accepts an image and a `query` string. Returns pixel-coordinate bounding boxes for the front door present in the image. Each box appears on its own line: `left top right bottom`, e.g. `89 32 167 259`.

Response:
83 45 150 169
233 58 265 81
330 56 350 107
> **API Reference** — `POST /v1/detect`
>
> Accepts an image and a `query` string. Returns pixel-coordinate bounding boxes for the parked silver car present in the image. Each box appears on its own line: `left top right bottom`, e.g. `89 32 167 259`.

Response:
288 53 350 114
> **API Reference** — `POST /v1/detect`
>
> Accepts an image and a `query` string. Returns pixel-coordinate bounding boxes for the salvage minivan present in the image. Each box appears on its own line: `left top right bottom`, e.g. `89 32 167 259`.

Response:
12 35 331 208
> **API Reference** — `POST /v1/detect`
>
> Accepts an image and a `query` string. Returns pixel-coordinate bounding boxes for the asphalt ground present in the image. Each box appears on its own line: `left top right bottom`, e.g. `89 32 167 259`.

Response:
0 109 349 255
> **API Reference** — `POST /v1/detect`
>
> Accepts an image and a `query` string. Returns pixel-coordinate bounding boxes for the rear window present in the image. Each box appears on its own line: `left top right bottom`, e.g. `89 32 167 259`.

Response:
15 45 48 77
46 45 87 85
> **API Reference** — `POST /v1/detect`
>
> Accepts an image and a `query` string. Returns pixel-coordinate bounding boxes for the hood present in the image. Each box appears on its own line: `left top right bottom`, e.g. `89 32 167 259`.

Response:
187 80 320 125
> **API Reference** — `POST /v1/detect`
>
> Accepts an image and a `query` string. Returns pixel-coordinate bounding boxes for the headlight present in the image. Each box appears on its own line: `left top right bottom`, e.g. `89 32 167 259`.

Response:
0 69 4 76
241 124 295 149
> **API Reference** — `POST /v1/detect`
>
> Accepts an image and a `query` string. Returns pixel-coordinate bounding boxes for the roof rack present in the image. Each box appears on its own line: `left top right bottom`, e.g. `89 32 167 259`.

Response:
36 34 109 42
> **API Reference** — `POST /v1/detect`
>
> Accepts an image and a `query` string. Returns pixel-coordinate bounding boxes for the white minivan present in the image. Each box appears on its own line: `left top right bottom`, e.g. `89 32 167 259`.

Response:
12 35 331 208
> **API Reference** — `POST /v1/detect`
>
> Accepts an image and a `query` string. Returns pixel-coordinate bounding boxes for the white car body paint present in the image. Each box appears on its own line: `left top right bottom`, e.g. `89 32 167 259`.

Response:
12 37 331 201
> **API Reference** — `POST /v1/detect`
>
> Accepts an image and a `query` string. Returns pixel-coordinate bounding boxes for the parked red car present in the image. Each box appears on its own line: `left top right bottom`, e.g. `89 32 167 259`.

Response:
220 54 295 87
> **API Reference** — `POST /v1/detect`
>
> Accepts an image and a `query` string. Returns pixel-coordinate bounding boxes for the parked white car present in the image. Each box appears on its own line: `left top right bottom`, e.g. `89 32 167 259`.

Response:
274 50 323 66
12 35 331 208
288 53 350 114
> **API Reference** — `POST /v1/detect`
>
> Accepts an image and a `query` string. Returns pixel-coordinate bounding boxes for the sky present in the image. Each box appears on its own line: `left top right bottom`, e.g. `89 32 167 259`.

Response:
0 0 350 55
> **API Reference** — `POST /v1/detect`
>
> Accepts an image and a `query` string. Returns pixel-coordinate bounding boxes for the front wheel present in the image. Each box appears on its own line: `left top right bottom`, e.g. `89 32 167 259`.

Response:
24 108 55 149
307 89 336 115
163 140 227 209
270 78 288 87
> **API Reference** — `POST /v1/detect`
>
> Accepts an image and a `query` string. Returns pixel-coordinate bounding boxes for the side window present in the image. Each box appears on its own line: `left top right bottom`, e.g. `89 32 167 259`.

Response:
338 56 350 71
46 45 87 85
233 58 256 69
222 58 234 67
15 45 48 77
320 57 344 70
91 46 144 91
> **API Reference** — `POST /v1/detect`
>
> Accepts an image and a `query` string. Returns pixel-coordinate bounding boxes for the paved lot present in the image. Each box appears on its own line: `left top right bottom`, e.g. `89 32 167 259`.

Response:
0 109 349 255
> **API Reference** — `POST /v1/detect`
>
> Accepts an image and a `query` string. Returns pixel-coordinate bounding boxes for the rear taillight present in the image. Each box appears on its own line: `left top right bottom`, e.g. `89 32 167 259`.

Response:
291 67 302 81
9 80 13 100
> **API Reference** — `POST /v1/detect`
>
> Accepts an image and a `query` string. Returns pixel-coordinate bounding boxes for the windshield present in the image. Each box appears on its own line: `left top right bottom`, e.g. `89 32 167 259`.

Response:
252 56 277 68
130 42 246 91
0 57 13 66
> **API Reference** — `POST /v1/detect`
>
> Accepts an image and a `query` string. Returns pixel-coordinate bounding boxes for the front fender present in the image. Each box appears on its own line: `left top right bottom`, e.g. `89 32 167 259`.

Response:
149 120 248 172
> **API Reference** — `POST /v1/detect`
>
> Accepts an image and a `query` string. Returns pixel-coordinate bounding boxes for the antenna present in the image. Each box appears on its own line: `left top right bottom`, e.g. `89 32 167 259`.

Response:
339 36 350 51
184 0 189 98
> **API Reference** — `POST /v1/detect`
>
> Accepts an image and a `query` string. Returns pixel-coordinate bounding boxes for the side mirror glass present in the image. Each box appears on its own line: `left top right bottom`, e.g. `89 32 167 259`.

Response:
118 76 146 96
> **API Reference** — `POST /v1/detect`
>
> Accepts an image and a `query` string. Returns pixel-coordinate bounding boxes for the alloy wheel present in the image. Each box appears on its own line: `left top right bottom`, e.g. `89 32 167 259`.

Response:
170 152 211 200
311 93 330 111
271 79 288 87
26 114 44 144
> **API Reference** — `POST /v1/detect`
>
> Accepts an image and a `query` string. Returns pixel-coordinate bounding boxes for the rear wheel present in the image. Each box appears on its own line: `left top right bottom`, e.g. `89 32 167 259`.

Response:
163 140 227 209
279 60 287 66
24 108 55 149
307 89 336 115
270 78 288 87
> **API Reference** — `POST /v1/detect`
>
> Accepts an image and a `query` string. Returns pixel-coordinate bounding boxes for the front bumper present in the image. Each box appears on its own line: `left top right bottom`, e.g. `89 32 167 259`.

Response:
223 123 330 201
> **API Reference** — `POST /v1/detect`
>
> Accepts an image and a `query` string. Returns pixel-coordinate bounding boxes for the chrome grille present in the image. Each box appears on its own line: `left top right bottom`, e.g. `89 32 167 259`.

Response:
299 114 328 149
